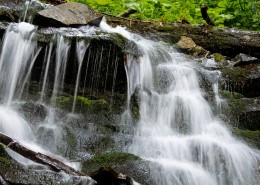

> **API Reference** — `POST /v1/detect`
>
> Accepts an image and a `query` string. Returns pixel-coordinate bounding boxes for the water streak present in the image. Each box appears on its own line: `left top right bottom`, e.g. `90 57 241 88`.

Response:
72 39 89 112
51 35 71 105
0 22 38 105
40 42 54 102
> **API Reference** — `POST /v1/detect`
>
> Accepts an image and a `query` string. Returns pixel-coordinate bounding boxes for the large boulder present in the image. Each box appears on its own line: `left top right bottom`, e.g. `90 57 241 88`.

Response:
33 2 103 27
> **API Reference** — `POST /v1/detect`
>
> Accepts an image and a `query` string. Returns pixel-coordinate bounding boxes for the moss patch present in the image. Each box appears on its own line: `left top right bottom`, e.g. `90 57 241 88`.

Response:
213 53 226 62
55 96 72 108
221 66 251 85
81 152 140 174
233 129 260 148
77 96 108 111
227 99 247 116
0 144 11 166
220 90 244 99
55 95 109 112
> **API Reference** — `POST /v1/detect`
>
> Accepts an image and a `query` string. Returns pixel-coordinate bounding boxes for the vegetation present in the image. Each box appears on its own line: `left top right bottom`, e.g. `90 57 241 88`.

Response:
68 0 260 30
81 152 140 173
234 129 260 148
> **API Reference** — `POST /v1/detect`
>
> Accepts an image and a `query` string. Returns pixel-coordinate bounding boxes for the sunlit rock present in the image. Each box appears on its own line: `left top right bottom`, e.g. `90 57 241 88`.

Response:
34 2 103 27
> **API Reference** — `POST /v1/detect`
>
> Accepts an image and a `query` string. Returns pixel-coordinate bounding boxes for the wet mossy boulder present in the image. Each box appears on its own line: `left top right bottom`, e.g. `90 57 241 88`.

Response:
82 152 140 172
0 144 96 184
82 152 152 185
220 90 244 99
220 63 260 97
233 129 260 149
220 95 260 131
55 95 109 112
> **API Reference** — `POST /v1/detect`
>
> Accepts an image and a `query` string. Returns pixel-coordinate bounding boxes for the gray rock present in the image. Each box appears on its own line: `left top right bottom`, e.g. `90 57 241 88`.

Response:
0 145 96 185
233 53 259 67
34 2 103 27
220 63 260 97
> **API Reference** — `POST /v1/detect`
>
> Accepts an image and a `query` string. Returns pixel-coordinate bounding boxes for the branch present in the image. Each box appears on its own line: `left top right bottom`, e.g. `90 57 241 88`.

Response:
200 5 215 26
0 132 84 176
118 9 137 18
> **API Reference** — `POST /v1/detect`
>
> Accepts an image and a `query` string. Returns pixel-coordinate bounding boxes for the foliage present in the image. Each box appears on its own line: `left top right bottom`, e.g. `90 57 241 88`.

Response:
68 0 260 30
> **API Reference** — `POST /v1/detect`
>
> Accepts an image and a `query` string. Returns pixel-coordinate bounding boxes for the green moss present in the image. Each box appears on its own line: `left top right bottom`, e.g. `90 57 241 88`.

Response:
55 95 109 112
91 152 139 166
0 144 11 166
213 53 225 62
228 99 246 117
220 90 244 99
0 144 8 158
55 96 72 108
233 129 260 148
77 96 108 111
221 66 250 84
81 152 140 174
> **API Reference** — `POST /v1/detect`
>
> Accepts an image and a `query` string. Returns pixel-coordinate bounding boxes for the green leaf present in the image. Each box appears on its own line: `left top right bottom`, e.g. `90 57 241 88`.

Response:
94 0 109 5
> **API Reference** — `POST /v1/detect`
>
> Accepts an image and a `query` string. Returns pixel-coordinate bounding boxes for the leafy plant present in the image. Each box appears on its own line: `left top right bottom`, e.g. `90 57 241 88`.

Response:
68 0 260 30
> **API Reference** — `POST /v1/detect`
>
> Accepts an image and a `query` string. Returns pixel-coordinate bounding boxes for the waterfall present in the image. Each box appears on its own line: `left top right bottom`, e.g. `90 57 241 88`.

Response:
51 35 71 105
0 22 38 106
0 14 258 184
72 39 89 112
100 22 260 185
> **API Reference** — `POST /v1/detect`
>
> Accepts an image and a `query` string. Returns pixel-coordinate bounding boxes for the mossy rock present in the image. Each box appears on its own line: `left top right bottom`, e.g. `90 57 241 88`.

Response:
0 144 11 166
55 95 109 112
233 129 260 149
220 90 244 99
221 66 250 85
213 53 226 63
77 96 109 111
81 152 140 174
220 63 260 98
239 110 260 131
55 96 73 108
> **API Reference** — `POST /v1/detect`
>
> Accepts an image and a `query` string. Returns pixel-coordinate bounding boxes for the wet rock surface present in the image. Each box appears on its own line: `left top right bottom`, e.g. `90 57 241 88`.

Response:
0 144 96 185
81 152 152 185
220 63 260 98
34 2 103 27
233 53 259 67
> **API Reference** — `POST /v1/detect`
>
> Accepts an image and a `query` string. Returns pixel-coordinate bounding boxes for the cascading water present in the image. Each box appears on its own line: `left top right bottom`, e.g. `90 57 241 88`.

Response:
0 5 259 183
72 39 89 112
0 22 38 106
51 35 71 105
100 22 260 185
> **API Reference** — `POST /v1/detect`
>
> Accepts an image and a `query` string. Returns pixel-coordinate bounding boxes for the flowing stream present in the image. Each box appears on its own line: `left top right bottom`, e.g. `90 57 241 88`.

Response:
0 12 259 184
100 22 260 185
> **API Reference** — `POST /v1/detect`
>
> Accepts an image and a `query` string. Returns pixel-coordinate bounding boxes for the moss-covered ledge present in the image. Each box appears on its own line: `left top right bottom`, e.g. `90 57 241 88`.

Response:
233 129 260 149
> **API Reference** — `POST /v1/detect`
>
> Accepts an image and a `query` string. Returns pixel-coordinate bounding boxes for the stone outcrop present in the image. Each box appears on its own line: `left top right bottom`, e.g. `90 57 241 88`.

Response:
33 2 103 27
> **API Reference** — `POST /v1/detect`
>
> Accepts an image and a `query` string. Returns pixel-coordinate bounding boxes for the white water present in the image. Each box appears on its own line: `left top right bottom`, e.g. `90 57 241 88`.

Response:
51 35 71 104
100 22 260 185
40 42 53 102
72 39 89 112
0 22 85 175
0 18 258 184
0 22 38 106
